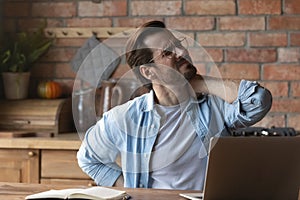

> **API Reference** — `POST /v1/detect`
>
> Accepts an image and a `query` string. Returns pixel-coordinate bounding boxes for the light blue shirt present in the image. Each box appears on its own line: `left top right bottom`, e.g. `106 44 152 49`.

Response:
77 80 272 189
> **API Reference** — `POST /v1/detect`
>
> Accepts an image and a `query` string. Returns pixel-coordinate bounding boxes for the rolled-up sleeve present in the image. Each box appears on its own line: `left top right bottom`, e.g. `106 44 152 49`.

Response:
77 116 122 186
226 80 272 129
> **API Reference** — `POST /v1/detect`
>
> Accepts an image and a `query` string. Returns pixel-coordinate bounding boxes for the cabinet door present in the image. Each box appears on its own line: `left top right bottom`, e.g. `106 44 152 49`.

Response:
41 149 91 180
0 149 39 183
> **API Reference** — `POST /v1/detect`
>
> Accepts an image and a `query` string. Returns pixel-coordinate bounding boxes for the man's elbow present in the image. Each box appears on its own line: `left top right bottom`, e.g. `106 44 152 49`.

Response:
257 87 272 115
246 87 273 123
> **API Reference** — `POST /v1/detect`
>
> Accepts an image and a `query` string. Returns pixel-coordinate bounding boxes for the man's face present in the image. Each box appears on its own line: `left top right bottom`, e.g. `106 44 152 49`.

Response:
143 31 197 85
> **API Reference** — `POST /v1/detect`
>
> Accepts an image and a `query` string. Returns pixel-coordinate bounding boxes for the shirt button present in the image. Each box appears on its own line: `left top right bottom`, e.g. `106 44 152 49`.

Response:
139 183 144 188
151 125 155 128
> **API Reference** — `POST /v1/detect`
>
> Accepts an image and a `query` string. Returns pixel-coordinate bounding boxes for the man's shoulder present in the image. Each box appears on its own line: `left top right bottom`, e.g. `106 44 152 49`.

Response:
108 92 152 116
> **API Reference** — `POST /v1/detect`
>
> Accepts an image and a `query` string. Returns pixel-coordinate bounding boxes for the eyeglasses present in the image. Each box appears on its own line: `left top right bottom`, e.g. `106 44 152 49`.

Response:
149 37 188 63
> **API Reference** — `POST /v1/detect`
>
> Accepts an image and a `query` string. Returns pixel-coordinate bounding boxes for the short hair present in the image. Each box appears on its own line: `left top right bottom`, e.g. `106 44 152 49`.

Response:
125 20 166 90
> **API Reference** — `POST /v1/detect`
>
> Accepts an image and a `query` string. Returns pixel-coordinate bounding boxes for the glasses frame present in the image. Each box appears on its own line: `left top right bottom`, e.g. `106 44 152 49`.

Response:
149 37 188 63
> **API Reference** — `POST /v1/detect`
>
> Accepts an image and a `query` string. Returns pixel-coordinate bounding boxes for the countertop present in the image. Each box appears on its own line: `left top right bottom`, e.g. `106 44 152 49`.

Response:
0 133 82 150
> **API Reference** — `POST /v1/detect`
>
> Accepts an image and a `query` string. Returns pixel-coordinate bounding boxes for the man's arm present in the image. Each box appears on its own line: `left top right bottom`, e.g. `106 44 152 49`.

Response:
113 175 124 187
77 140 122 186
189 75 240 103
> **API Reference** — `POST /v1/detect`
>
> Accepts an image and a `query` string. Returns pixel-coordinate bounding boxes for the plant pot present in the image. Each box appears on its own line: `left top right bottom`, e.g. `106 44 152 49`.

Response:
2 72 30 100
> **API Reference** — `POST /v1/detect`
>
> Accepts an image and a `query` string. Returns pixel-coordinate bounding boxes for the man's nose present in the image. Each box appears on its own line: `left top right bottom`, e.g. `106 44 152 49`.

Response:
174 47 188 59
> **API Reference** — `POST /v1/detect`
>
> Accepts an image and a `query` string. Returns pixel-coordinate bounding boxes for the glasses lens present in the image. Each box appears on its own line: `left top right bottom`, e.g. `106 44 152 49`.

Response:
178 37 188 49
162 37 188 58
150 37 189 62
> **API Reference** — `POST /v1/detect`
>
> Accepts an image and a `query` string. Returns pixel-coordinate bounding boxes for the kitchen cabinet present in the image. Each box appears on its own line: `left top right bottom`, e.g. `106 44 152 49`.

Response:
40 149 94 185
0 134 94 186
0 149 39 183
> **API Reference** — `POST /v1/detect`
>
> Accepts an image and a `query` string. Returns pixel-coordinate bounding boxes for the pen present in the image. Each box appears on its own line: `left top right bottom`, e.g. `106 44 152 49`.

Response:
122 194 131 200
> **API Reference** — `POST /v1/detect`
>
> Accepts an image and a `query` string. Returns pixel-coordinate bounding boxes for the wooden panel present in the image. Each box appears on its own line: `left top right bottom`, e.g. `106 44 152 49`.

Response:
0 168 21 182
40 178 95 186
0 149 39 183
0 98 75 135
44 27 133 38
41 150 90 179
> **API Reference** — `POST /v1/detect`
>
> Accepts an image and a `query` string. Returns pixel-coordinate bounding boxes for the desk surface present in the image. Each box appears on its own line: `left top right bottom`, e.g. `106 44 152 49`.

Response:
0 182 196 200
0 133 81 150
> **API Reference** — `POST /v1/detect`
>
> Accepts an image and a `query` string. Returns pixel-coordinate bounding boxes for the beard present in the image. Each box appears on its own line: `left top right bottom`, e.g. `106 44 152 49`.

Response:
182 63 197 80
176 56 197 80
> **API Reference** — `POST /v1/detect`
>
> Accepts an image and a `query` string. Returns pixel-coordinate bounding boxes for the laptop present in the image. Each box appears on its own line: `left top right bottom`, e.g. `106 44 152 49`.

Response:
180 136 300 200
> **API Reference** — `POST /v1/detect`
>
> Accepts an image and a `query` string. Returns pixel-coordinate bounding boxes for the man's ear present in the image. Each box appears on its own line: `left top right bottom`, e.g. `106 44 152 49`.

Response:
140 65 156 80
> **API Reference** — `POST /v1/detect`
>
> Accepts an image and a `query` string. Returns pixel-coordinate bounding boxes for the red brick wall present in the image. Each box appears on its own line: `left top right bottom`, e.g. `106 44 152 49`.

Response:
2 0 300 130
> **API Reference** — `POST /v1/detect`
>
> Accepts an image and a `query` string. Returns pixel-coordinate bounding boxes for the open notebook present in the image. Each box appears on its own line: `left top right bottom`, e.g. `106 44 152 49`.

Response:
25 186 129 200
180 136 300 200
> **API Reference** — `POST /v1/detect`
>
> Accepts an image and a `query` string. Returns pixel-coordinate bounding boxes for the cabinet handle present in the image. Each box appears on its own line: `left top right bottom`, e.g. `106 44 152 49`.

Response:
28 151 35 157
88 182 96 186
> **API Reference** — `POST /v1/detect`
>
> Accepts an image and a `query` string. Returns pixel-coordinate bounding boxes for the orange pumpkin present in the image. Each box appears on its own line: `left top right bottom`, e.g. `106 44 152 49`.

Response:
37 81 62 99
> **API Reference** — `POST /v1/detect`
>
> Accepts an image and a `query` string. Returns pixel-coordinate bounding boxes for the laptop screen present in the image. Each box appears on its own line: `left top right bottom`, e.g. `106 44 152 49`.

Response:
202 136 300 200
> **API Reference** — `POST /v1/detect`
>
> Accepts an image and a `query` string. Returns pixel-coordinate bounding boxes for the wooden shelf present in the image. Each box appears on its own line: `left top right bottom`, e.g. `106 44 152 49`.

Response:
44 27 134 38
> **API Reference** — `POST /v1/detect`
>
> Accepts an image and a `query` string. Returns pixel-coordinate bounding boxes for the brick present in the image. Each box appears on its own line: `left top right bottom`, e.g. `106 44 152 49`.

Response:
249 33 287 47
185 0 236 15
288 114 300 131
54 38 88 48
66 18 112 27
44 19 64 28
102 38 128 49
3 2 30 17
197 33 245 47
254 114 285 128
32 2 76 17
189 47 223 62
114 18 164 28
271 98 300 112
269 16 300 30
205 48 224 62
263 64 300 80
238 0 281 15
284 0 300 14
209 63 260 80
194 63 208 75
131 0 181 16
2 19 15 32
166 17 215 31
57 79 75 96
78 1 127 17
41 48 77 62
54 63 77 79
17 19 49 31
111 64 132 78
30 63 55 78
291 33 300 47
291 82 300 97
226 48 276 63
219 17 265 31
278 48 300 63
261 81 289 97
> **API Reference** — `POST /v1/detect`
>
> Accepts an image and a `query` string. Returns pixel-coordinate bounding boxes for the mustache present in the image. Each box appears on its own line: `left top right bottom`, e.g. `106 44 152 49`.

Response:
176 55 193 68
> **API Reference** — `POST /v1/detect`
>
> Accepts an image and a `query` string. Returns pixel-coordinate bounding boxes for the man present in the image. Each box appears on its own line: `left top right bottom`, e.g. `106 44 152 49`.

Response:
77 21 272 190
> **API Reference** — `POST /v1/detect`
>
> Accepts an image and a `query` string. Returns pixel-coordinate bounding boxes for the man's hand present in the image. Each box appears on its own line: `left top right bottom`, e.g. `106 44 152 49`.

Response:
189 75 239 103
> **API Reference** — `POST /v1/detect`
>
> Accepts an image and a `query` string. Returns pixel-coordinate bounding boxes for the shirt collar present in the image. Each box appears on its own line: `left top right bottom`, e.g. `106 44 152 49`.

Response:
142 90 207 112
142 90 155 112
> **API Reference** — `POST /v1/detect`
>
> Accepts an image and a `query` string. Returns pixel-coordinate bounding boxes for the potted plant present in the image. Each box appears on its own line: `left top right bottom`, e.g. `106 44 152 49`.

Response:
0 25 53 99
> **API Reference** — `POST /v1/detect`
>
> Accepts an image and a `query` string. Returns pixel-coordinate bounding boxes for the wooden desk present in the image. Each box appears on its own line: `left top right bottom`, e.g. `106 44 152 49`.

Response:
0 182 196 200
